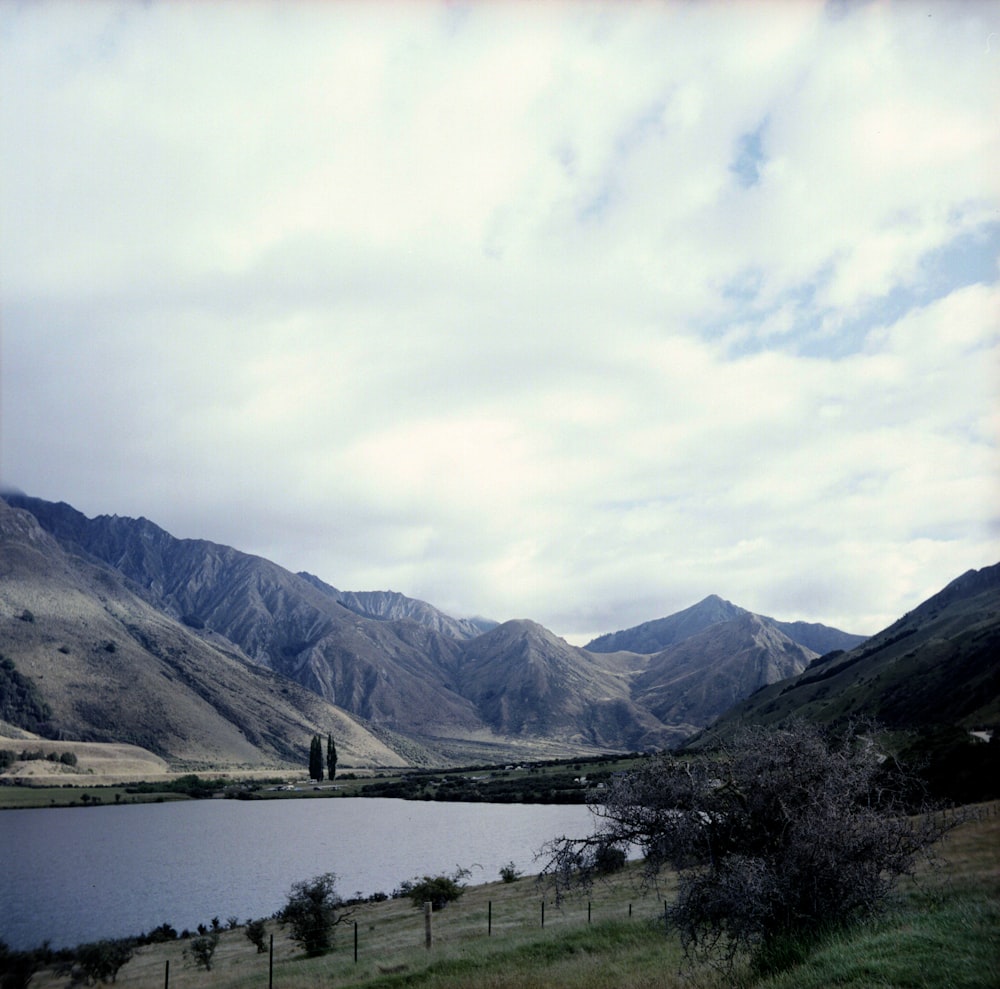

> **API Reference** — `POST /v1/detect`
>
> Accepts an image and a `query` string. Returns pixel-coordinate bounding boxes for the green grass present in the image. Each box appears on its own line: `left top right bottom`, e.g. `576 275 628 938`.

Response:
349 922 685 989
755 808 1000 989
0 784 192 810
28 806 1000 989
757 893 1000 989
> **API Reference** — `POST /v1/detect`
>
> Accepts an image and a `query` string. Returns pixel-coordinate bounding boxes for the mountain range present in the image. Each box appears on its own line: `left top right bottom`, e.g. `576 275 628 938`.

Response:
2 492 995 778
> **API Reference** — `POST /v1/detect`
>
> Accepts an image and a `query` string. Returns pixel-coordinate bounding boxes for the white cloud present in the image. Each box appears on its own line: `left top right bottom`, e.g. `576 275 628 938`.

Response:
2 0 997 642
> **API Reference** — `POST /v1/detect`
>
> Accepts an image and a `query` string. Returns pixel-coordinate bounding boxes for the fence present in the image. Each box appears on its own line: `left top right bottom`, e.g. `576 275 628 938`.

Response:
152 876 666 988
65 801 1000 987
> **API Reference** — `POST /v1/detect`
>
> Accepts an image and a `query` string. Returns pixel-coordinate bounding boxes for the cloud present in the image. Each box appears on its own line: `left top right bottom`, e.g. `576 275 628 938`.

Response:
2 0 997 643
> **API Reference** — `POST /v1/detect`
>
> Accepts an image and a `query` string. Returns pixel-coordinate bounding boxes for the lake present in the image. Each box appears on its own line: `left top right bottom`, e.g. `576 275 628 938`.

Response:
0 798 597 950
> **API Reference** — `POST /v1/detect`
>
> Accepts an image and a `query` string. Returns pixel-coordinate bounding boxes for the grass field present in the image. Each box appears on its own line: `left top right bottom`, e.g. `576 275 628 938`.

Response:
24 804 1000 989
0 752 645 809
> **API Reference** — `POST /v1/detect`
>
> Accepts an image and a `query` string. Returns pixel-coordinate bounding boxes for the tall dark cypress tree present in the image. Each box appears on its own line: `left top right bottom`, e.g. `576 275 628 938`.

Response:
309 735 323 781
326 733 337 781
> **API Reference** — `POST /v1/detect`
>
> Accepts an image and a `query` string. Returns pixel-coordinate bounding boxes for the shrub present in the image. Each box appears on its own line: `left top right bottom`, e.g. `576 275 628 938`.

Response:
0 941 40 989
65 940 135 986
72 939 133 984
0 654 51 733
281 873 349 957
499 861 521 883
594 841 627 874
143 923 178 944
185 932 218 971
404 867 469 911
542 721 950 971
245 919 268 954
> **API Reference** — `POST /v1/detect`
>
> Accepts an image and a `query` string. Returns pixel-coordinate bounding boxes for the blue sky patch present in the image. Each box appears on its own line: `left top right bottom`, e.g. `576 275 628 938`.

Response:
730 119 768 189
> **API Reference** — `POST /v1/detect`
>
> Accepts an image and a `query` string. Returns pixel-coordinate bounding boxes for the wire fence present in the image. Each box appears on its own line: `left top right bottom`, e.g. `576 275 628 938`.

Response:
48 800 1000 987
149 879 667 989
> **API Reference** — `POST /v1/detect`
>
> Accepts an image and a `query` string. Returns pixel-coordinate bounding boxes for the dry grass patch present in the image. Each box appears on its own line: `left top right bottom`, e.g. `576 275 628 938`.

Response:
0 736 170 784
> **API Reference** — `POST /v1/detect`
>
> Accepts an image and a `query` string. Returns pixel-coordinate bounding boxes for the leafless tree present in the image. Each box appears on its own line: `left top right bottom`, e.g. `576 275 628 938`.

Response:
541 721 951 971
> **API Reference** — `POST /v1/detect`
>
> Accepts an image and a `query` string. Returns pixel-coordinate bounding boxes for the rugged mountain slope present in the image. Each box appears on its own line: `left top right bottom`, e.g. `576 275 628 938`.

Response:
585 593 866 655
0 498 406 769
585 595 745 653
688 562 1000 748
632 612 817 731
456 621 683 749
8 495 666 756
771 619 867 656
5 494 481 737
306 581 497 640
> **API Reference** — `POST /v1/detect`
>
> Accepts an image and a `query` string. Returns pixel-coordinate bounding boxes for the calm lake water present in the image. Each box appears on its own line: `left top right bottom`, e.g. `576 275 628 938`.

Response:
0 798 596 950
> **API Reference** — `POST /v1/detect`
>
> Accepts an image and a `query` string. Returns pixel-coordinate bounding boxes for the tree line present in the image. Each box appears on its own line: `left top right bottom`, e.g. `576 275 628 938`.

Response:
0 748 77 771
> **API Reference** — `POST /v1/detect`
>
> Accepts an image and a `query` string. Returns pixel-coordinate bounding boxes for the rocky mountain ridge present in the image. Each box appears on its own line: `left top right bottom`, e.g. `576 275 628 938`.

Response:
322 585 497 641
586 593 866 655
632 611 818 731
1 493 899 768
0 497 406 771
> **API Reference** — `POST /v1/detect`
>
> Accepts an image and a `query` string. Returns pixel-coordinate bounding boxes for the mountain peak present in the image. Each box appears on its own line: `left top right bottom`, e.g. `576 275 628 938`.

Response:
632 612 817 729
585 594 746 654
586 593 866 656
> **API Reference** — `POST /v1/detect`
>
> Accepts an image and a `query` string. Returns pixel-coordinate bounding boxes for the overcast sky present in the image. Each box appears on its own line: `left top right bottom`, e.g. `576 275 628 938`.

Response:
2 0 998 644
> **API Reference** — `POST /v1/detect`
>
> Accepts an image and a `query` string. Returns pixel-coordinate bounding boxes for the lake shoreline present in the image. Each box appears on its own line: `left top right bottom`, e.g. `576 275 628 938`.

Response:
1 752 637 810
0 797 599 951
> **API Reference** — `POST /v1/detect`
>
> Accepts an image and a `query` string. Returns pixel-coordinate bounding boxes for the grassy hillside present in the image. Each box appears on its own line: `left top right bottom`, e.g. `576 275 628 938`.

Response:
0 736 170 784
687 565 1000 797
21 805 1000 989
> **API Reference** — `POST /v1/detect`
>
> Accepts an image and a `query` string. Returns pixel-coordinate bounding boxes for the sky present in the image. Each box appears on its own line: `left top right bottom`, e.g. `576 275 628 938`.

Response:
2 0 998 645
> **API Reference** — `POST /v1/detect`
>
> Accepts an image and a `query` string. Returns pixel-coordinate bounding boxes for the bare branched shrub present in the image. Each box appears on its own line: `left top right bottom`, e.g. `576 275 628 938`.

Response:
541 721 951 971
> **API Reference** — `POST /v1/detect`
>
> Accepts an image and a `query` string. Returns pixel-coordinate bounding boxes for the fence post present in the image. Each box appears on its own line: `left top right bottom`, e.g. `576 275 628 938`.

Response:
268 934 273 989
541 900 545 928
488 900 492 936
163 959 169 989
424 901 433 949
354 921 358 963
588 901 591 924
